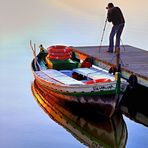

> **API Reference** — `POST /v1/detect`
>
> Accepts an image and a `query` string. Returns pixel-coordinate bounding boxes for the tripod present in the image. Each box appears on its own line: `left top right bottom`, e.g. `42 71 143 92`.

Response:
98 17 108 53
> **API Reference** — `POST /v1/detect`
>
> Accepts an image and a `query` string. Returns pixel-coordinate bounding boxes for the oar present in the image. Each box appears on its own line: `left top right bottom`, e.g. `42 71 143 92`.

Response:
30 40 41 70
30 40 36 57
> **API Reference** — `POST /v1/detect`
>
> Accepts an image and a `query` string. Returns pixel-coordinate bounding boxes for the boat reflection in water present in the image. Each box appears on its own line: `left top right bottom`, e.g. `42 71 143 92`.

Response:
31 81 128 148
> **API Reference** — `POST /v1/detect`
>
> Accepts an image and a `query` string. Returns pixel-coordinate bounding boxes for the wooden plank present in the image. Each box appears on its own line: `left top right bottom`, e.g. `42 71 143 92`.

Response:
73 45 148 87
36 69 84 85
73 68 115 81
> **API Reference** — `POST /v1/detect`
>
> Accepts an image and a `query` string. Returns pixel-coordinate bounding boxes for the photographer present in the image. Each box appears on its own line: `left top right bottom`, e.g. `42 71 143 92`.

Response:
106 3 125 53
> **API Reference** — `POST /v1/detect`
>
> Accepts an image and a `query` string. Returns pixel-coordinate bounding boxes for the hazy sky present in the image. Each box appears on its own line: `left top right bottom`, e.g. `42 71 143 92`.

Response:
1 0 50 35
1 0 147 32
1 0 148 48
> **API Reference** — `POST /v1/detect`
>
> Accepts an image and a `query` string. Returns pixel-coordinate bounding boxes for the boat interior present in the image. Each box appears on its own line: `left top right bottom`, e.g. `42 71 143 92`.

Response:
32 51 116 85
35 67 115 85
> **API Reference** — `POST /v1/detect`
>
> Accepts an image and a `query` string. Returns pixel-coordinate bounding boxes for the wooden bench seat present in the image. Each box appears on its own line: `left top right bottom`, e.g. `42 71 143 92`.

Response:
72 68 115 81
35 69 84 85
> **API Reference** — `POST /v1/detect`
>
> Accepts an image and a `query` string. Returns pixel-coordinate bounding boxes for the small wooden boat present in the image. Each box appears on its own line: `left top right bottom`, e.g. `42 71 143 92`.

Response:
31 82 128 148
30 41 128 117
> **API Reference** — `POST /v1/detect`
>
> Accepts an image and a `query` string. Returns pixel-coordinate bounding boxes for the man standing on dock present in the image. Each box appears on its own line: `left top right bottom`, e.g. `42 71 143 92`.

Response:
106 3 125 53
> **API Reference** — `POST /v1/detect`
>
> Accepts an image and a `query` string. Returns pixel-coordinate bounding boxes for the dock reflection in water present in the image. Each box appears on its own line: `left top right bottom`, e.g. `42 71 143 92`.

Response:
120 85 148 127
31 81 128 148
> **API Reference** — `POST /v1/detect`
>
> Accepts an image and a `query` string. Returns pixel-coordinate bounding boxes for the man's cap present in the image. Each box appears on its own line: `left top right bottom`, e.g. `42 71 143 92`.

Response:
106 3 114 9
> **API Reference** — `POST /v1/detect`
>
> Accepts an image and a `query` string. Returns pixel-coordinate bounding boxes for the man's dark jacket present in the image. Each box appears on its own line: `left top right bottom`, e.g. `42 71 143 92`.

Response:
107 7 125 25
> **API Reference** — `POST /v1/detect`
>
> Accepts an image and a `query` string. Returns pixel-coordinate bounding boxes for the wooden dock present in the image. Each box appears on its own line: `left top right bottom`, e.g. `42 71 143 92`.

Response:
73 45 148 87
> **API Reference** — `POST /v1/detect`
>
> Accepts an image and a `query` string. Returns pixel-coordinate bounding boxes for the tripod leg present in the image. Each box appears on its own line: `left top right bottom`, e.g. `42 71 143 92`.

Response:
119 57 124 66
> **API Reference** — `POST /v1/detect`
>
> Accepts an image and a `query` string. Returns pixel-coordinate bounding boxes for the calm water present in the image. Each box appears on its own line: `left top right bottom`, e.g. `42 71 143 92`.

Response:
0 0 148 148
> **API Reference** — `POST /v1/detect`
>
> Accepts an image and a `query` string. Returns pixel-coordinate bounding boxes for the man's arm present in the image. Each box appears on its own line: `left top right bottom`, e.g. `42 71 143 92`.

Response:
107 11 112 22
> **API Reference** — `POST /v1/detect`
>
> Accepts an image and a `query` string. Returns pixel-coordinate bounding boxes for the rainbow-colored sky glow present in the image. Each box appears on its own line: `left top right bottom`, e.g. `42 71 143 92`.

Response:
1 0 148 49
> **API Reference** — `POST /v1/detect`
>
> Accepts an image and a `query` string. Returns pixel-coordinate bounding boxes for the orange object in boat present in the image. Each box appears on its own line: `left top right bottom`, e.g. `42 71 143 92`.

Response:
47 45 72 60
49 52 72 56
48 54 71 60
85 78 112 84
48 45 72 53
45 56 53 68
81 61 92 68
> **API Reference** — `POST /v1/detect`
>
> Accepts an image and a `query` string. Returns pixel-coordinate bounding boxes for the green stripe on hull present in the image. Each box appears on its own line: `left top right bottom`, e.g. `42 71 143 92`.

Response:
50 89 117 96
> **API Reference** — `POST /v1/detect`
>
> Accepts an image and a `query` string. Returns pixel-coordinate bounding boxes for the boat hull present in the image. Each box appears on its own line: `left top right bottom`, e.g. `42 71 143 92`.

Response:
34 80 124 117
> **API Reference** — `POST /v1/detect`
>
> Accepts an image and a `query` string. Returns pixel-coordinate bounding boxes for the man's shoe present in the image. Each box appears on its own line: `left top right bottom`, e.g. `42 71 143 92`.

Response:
106 50 113 53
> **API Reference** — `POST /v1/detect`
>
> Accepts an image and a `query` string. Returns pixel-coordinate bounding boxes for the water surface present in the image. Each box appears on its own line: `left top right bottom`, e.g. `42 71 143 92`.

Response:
0 0 148 148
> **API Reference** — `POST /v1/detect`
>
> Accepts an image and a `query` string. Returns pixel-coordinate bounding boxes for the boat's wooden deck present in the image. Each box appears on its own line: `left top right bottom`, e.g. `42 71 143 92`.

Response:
35 67 116 85
73 68 115 81
35 69 83 85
